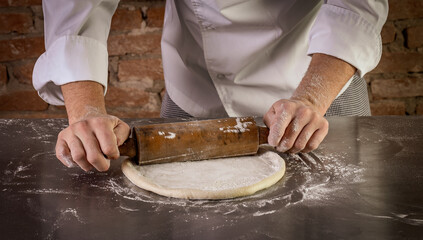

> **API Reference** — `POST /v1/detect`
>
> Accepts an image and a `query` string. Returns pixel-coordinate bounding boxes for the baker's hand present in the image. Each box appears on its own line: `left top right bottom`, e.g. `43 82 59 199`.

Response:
55 114 130 172
263 99 328 153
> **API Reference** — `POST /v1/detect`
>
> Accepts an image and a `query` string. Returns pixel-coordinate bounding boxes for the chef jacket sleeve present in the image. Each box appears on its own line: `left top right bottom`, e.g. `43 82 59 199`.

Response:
32 0 119 105
307 0 388 77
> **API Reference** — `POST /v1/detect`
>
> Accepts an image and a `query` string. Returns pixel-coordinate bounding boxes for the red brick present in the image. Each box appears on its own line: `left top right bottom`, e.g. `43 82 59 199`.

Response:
388 0 423 20
371 78 423 99
0 90 48 111
372 52 423 73
0 37 45 62
406 26 423 48
0 0 41 6
12 61 35 85
370 100 406 115
108 34 161 56
117 58 164 93
105 86 150 108
0 12 33 33
106 92 161 118
416 98 423 115
147 6 165 28
118 58 163 82
381 22 395 44
111 9 143 31
0 64 7 87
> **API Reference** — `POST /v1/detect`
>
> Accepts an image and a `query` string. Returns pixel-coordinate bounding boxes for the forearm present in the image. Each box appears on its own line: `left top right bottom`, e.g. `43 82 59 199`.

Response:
291 53 356 115
61 81 106 124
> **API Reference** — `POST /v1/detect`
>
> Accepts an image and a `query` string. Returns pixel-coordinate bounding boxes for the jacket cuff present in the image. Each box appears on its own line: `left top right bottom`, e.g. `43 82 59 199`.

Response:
33 35 108 105
307 4 382 77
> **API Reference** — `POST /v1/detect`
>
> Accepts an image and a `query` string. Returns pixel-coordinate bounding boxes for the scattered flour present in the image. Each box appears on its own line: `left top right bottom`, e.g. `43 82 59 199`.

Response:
164 132 176 139
119 205 140 212
355 212 423 226
283 151 365 205
219 117 253 133
77 148 368 220
23 188 75 195
158 131 176 139
253 210 276 217
46 208 86 240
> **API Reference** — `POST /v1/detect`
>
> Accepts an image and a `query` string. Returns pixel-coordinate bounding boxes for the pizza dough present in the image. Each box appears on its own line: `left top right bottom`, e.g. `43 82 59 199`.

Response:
121 150 286 199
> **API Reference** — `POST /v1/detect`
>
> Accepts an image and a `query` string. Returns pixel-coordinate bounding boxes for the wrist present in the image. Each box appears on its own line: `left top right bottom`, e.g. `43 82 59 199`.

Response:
291 53 356 116
61 81 107 124
67 105 107 125
289 96 326 116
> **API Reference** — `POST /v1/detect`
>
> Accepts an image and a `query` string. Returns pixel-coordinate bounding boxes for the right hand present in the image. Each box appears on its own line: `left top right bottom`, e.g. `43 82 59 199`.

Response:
55 114 130 172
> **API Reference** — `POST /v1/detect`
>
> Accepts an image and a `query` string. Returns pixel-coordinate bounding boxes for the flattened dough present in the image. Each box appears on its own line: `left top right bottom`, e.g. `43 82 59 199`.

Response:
121 150 286 199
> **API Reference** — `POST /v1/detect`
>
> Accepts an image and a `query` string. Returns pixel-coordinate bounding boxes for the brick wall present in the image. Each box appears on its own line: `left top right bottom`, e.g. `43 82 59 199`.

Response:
367 0 423 115
0 0 165 118
0 0 422 119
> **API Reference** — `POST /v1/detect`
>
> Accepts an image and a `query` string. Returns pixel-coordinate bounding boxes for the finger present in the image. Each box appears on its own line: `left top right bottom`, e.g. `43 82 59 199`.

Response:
268 103 295 146
65 135 92 172
290 122 318 153
55 139 76 168
277 110 312 153
92 121 120 160
114 121 131 146
74 128 109 172
304 121 329 152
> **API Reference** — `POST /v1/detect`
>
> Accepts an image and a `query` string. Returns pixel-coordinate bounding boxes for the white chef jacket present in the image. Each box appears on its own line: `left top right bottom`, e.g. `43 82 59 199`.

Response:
33 0 388 118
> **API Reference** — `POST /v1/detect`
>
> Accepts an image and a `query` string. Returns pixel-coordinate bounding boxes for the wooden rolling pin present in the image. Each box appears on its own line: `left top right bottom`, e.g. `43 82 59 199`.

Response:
118 117 269 165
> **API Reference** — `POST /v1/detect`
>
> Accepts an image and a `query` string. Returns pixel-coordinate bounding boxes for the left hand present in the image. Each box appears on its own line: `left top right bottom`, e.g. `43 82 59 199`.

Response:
263 99 329 153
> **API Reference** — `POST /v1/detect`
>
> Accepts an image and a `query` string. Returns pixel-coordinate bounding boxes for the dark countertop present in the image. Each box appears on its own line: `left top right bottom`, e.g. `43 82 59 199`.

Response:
0 116 422 240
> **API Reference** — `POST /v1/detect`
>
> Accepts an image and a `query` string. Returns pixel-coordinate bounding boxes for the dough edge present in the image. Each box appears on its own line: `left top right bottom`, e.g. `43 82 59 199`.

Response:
121 153 286 200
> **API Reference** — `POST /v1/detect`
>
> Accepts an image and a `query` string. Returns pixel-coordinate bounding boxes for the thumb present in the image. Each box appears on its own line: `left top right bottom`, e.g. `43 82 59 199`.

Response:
114 120 131 146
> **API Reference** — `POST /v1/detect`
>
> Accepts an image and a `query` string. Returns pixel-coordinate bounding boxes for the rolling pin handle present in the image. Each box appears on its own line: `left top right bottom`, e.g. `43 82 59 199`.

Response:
118 137 137 158
258 126 269 145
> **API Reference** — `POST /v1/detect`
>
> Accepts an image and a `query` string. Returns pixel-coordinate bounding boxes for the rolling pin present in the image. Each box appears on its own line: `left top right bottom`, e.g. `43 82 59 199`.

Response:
118 117 269 165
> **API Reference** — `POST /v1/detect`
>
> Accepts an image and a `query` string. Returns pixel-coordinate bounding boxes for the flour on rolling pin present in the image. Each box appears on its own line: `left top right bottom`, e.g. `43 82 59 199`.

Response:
157 131 176 139
219 117 254 133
